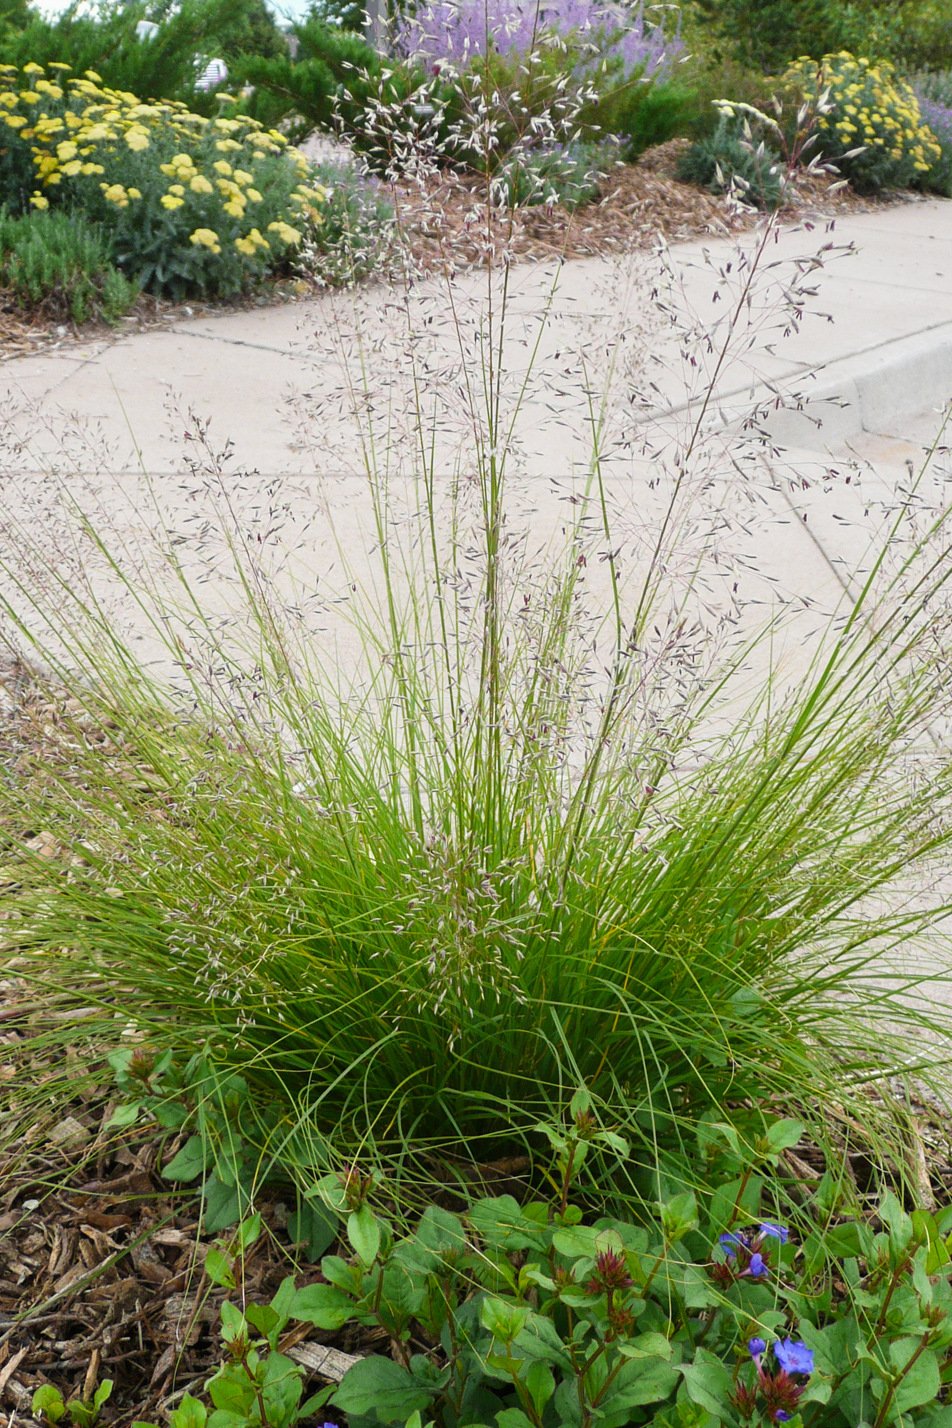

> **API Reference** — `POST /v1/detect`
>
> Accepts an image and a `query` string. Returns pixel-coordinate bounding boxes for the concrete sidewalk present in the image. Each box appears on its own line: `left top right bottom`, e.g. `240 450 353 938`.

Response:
0 197 950 680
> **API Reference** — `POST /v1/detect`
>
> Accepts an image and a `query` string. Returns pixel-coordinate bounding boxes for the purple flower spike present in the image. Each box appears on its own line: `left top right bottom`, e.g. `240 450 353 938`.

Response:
748 1336 767 1358
759 1222 789 1243
773 1338 815 1376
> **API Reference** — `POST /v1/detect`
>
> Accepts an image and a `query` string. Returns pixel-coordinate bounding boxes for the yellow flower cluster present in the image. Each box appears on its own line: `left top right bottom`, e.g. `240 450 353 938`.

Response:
0 61 327 270
786 52 941 179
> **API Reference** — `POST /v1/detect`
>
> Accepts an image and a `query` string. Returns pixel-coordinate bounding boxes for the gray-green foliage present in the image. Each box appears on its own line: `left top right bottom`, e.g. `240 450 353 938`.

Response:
0 207 139 324
676 115 785 208
492 140 609 210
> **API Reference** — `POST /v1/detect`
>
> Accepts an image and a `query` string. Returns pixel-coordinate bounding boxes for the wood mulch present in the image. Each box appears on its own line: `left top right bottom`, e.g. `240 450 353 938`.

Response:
387 138 907 272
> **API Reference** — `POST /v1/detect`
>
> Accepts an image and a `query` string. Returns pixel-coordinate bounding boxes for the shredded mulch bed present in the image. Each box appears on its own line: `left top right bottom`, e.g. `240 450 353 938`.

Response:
388 139 909 271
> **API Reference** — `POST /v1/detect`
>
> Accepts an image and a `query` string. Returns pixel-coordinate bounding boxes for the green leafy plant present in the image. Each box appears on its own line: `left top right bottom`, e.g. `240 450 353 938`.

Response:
676 113 784 207
128 1111 952 1428
584 76 697 160
0 207 139 324
32 1379 113 1428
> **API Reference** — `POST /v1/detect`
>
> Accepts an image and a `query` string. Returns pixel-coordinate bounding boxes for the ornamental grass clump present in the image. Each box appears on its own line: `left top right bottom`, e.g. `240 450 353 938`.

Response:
2 106 952 1216
5 217 952 1222
784 51 942 193
0 60 326 298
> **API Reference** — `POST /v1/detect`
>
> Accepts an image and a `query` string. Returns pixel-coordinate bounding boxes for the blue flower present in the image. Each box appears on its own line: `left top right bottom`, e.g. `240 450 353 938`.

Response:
748 1337 767 1359
719 1230 747 1257
774 1338 814 1376
774 1413 792 1422
759 1222 789 1243
745 1251 768 1278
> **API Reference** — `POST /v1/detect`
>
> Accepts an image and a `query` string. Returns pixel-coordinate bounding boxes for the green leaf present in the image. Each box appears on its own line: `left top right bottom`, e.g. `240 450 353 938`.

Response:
569 1086 592 1120
308 1171 349 1213
246 1301 280 1338
332 1355 433 1424
288 1200 337 1261
208 1365 255 1417
207 1411 246 1428
480 1296 531 1341
237 1211 263 1251
763 1119 805 1156
348 1204 381 1266
415 1205 467 1255
91 1381 113 1412
31 1386 67 1425
168 1395 208 1428
203 1175 243 1233
617 1331 674 1360
892 1349 941 1416
597 1130 630 1157
912 1210 952 1273
220 1301 246 1342
695 1119 741 1158
495 1412 535 1428
709 1175 762 1235
523 1360 555 1415
260 1350 303 1427
598 1356 679 1413
680 1349 734 1417
163 1134 207 1183
290 1282 357 1330
155 1100 189 1129
269 1274 298 1327
469 1196 549 1252
105 1102 141 1129
661 1191 698 1242
204 1247 236 1289
551 1223 611 1259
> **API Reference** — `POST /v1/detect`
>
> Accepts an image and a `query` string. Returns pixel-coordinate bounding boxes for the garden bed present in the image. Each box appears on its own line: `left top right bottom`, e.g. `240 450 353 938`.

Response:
0 141 914 360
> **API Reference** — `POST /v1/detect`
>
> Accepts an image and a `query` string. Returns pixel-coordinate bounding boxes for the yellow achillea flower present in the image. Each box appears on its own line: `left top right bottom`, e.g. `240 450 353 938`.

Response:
101 182 129 207
267 220 301 246
161 194 184 210
189 174 214 194
125 129 149 152
29 191 49 209
189 227 221 253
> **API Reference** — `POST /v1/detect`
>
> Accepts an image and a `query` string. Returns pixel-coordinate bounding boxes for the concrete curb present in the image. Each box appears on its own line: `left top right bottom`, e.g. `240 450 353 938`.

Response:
761 322 952 447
